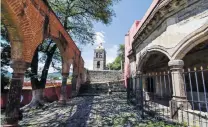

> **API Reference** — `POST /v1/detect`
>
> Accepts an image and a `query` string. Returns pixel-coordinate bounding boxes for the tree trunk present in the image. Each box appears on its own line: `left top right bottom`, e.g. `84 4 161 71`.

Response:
21 44 57 110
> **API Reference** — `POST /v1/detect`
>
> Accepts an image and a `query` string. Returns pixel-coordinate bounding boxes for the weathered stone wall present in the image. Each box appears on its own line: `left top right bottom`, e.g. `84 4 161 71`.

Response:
135 0 208 59
79 80 126 95
88 70 123 83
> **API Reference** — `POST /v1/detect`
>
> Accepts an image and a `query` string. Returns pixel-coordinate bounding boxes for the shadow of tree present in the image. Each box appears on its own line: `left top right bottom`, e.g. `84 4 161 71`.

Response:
18 96 94 127
12 84 183 127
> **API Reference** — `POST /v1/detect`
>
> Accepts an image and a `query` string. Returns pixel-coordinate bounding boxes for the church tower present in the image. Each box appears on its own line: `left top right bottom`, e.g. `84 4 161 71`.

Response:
93 43 106 70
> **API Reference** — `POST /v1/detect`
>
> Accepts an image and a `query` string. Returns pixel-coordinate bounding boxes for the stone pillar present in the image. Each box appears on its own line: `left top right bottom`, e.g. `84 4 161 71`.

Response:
155 74 161 97
59 73 69 104
168 60 191 119
76 74 81 93
5 61 30 125
71 65 78 97
72 73 78 91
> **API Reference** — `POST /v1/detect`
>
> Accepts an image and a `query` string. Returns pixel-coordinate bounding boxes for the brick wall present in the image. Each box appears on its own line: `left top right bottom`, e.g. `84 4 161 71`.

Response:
2 0 83 67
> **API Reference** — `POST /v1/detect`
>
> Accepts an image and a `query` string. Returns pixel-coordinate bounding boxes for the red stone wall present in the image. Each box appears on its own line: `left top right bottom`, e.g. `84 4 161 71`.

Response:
2 0 83 65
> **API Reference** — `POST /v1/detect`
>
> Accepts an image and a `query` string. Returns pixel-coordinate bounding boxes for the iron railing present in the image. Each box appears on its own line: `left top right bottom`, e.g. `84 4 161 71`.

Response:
127 66 208 126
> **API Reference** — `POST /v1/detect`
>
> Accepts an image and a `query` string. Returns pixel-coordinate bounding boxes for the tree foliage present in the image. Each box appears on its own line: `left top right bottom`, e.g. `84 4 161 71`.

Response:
49 0 119 45
107 56 121 70
1 24 11 93
106 44 124 70
118 44 125 62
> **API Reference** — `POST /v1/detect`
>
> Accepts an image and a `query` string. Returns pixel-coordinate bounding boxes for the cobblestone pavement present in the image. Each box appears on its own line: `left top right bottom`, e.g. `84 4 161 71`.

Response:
2 92 178 127
17 92 148 127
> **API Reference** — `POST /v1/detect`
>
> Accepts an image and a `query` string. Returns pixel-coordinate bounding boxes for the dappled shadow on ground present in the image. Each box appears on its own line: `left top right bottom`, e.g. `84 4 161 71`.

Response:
0 86 180 127
16 92 179 127
18 96 94 127
18 92 144 127
85 92 143 127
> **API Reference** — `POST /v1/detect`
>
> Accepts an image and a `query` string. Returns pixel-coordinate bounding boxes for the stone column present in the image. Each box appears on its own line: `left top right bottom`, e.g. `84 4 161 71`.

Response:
168 60 191 119
5 60 30 125
72 73 78 91
76 74 81 93
71 65 78 97
155 74 161 97
59 73 69 104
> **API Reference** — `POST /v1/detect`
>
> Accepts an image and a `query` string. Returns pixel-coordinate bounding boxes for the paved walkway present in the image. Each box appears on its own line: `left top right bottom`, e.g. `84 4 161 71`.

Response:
2 92 178 127
18 92 148 127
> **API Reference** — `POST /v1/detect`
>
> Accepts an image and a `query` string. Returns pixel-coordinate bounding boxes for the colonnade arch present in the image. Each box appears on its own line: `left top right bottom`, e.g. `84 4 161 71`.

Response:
1 0 85 125
136 48 172 106
135 22 208 112
173 22 208 60
137 46 171 73
171 23 208 111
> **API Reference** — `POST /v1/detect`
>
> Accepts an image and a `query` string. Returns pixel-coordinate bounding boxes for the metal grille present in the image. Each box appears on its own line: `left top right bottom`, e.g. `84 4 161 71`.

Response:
127 66 208 126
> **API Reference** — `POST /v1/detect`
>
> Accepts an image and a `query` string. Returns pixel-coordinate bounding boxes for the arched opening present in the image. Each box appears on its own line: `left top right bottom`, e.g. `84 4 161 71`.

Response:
139 51 172 107
183 40 208 69
97 61 100 68
1 3 32 123
141 52 170 72
99 52 103 58
70 64 74 84
19 38 66 109
181 40 208 112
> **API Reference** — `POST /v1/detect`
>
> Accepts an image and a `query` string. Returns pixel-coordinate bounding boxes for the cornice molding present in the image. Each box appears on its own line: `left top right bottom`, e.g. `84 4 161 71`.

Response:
132 0 198 52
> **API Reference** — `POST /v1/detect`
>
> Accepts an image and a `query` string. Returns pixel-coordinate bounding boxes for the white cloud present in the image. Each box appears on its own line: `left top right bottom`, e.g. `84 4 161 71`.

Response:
82 44 94 70
106 45 118 64
84 59 93 70
94 31 105 45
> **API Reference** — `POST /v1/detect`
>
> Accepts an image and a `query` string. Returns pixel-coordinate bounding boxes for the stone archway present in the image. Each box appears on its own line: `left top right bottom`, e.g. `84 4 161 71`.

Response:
1 0 46 63
158 21 208 113
173 22 208 60
1 1 42 125
172 24 208 112
137 45 171 72
136 48 172 106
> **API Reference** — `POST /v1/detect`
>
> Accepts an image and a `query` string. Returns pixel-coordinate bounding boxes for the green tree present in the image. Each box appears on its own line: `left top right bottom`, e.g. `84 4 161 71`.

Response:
107 44 124 71
1 24 11 93
24 0 120 108
118 44 124 70
48 0 119 45
53 76 60 80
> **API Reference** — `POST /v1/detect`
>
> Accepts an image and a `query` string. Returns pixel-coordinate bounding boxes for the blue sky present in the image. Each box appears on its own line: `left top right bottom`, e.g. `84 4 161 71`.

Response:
81 0 153 70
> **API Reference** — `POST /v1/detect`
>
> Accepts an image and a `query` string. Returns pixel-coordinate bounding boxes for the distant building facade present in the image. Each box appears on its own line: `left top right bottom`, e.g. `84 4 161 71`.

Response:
93 43 106 70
